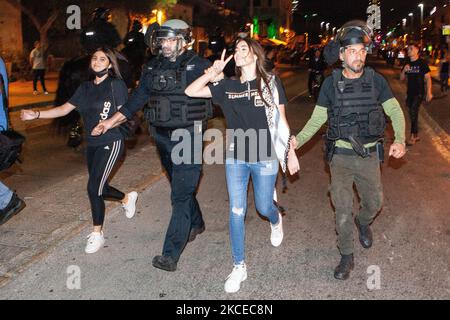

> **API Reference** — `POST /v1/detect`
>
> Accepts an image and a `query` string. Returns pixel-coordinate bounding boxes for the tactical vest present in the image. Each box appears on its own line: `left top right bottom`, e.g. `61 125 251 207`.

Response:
327 67 386 144
144 52 212 128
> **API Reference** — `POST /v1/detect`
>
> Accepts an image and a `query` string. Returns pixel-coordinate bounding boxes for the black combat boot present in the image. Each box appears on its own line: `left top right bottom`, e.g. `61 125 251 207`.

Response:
355 217 373 249
334 254 354 280
188 225 205 243
0 193 26 225
152 255 177 272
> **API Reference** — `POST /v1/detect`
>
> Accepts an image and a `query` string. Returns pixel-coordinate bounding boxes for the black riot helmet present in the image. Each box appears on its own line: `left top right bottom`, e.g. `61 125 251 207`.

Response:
150 19 193 56
131 20 142 32
323 20 373 65
92 7 111 21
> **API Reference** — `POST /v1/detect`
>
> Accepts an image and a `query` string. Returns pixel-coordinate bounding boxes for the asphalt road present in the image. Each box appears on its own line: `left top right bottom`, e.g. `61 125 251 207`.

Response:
0 60 449 300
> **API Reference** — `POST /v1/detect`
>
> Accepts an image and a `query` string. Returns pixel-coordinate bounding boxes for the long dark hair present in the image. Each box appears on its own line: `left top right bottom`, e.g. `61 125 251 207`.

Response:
234 37 273 106
90 47 123 79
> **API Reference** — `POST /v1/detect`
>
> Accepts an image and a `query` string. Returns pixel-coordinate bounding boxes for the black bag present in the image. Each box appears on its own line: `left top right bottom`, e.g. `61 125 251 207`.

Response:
0 130 25 171
111 81 141 139
0 73 25 171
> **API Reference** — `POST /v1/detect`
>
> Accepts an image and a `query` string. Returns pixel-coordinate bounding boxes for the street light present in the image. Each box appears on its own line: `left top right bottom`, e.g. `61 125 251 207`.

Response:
418 3 424 26
418 4 424 47
408 13 414 32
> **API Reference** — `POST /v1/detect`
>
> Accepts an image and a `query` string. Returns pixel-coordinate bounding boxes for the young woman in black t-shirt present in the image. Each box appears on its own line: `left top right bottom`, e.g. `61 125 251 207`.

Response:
186 38 299 293
21 48 138 254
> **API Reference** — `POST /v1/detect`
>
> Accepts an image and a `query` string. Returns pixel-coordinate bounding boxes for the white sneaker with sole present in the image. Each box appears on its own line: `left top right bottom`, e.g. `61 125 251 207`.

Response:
85 231 105 254
123 191 138 218
224 263 247 293
270 213 283 247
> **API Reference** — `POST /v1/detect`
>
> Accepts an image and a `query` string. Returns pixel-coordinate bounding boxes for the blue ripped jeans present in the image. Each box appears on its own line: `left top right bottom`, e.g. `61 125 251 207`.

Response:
225 158 279 265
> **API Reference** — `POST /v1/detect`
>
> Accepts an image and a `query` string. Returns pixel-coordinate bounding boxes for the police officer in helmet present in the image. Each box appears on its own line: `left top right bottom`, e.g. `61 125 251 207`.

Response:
91 19 212 272
80 7 122 54
292 20 406 280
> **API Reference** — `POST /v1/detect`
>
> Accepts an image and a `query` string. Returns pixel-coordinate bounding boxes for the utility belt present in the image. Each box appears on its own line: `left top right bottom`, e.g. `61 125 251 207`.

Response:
150 121 205 138
324 136 384 163
334 145 377 156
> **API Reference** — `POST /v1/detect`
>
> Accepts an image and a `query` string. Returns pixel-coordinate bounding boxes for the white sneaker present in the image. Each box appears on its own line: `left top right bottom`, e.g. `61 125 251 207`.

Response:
44 91 49 95
224 263 247 293
122 191 138 219
85 231 105 254
270 213 283 247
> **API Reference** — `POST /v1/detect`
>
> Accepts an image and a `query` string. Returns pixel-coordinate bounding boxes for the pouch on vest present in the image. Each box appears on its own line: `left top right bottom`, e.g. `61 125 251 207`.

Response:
148 96 171 122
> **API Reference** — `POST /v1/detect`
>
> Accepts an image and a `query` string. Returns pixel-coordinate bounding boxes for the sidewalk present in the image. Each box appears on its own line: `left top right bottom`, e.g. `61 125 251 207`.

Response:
8 72 58 111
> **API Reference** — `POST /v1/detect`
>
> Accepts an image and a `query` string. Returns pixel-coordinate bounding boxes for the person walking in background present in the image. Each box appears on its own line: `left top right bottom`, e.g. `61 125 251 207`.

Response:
400 43 433 146
29 41 48 95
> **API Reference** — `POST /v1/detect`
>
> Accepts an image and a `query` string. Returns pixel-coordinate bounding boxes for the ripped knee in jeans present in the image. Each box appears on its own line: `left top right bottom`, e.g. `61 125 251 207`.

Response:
232 207 245 216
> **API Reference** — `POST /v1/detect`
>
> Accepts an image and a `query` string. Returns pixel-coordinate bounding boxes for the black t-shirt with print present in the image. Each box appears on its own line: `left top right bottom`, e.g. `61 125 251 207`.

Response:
208 76 288 162
402 58 430 97
69 76 128 146
317 69 395 109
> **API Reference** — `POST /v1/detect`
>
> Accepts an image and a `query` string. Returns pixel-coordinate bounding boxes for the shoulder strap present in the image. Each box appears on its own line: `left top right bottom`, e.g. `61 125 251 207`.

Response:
178 51 196 70
0 73 10 131
110 80 118 112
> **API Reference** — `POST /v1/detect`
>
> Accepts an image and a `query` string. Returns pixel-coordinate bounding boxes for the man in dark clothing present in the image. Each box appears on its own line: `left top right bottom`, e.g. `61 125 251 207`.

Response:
400 43 433 145
91 19 212 272
308 49 326 98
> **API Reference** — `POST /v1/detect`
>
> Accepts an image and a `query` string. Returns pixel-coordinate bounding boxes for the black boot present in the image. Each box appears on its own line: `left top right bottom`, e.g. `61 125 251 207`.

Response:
188 225 205 243
152 255 177 272
0 193 26 225
355 218 373 249
334 254 354 280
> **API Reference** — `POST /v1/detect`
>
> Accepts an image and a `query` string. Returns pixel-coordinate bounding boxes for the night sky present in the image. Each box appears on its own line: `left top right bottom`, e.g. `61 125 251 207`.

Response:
294 0 447 32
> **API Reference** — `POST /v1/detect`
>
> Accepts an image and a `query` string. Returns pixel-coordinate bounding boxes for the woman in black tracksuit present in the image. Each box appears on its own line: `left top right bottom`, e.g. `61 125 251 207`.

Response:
21 47 138 254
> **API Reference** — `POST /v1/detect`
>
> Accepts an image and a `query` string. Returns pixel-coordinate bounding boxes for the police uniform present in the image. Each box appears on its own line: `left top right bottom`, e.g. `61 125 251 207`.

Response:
294 21 406 280
119 49 211 265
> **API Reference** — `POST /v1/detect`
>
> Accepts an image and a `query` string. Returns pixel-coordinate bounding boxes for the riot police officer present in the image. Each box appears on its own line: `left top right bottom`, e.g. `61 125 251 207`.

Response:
123 20 147 84
91 19 212 272
123 20 145 50
80 7 122 54
292 20 407 280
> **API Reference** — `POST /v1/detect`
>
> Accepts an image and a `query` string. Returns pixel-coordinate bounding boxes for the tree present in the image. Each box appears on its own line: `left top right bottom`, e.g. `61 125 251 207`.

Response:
5 0 62 52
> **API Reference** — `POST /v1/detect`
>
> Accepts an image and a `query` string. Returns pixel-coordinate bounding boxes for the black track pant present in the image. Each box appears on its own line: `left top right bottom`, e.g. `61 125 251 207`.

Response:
406 95 423 135
32 69 47 92
86 140 125 226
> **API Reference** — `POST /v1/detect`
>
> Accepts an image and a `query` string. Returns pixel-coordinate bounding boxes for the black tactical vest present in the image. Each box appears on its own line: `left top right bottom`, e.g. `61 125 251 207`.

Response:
144 51 212 128
327 67 386 144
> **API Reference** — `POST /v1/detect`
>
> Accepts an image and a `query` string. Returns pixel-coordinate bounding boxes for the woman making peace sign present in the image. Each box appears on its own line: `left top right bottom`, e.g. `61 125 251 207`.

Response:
186 37 299 293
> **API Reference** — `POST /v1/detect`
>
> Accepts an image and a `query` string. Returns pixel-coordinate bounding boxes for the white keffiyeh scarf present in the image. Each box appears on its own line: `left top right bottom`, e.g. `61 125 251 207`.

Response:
260 75 292 173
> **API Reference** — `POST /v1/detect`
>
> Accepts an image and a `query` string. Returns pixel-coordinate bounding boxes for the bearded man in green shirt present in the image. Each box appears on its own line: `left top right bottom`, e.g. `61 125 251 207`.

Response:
291 21 406 280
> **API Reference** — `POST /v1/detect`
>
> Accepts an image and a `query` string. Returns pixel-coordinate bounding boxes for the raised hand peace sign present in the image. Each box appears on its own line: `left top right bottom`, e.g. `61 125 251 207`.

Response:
212 49 233 75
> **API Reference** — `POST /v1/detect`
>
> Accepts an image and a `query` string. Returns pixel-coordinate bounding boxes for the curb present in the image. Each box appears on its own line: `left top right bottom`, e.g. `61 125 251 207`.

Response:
420 107 450 163
0 170 166 288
